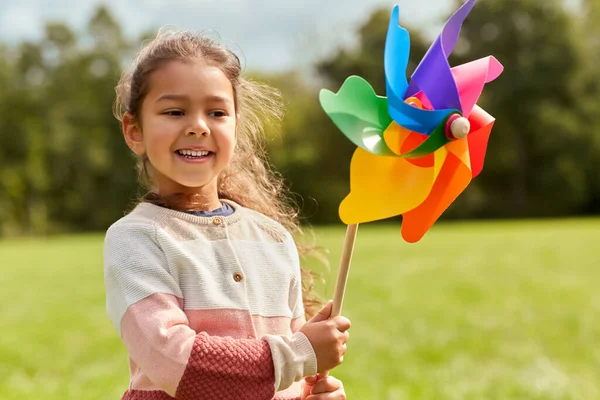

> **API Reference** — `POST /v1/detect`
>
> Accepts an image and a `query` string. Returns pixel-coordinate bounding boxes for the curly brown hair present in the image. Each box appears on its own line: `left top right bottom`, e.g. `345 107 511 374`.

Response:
113 28 324 318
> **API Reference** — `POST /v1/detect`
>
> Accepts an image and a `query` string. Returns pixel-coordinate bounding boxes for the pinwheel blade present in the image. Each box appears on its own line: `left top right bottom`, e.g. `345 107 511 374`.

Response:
339 145 447 224
405 0 476 110
400 139 472 242
451 56 503 117
320 76 396 156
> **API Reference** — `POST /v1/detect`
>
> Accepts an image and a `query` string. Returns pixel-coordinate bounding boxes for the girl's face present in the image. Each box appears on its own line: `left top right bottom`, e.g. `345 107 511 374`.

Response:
123 59 237 206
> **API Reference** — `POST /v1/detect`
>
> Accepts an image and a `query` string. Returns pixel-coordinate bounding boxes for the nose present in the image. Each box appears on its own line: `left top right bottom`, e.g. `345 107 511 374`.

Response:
185 115 210 137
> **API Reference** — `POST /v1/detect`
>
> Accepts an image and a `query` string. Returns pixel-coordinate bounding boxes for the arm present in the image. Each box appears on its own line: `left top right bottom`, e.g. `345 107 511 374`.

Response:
104 221 295 400
260 235 317 393
279 243 349 400
118 292 275 400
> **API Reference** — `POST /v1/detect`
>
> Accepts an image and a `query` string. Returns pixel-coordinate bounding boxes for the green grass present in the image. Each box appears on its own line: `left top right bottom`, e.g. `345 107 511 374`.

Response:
1 218 599 399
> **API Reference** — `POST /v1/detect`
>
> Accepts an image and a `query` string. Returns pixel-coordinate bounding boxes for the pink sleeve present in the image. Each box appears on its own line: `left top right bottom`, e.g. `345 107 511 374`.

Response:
121 293 276 399
290 315 306 334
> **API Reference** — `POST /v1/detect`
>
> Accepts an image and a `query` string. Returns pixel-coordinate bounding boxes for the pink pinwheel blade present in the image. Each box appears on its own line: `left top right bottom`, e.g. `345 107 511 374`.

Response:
466 105 495 178
451 56 503 117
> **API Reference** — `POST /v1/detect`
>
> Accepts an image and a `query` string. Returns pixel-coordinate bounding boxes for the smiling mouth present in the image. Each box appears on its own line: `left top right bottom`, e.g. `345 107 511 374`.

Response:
176 149 214 159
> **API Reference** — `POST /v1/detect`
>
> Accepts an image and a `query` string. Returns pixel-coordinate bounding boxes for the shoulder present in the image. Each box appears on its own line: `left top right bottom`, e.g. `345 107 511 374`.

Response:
103 205 184 334
105 202 181 243
230 201 294 244
104 205 182 295
104 203 175 268
105 204 159 242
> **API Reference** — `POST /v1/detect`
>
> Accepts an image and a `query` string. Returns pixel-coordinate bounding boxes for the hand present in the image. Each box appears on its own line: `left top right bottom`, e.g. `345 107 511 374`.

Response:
301 374 346 400
299 300 351 373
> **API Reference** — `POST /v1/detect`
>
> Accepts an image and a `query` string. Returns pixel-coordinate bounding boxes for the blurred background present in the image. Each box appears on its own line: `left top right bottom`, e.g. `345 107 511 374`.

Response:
1 0 599 399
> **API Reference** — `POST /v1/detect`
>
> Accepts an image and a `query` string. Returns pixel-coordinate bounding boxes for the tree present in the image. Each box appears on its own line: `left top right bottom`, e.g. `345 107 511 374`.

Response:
0 7 139 235
448 0 598 217
572 0 600 213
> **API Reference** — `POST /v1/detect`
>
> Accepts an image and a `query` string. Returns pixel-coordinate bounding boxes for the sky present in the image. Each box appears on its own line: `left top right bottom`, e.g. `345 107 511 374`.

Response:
0 0 453 72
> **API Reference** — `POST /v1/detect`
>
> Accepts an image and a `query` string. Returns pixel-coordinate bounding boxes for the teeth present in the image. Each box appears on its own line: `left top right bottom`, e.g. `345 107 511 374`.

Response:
178 150 210 157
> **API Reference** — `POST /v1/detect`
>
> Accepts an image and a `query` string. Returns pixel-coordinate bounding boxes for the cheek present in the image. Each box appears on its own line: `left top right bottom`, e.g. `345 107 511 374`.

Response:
219 136 235 159
143 120 179 149
219 121 237 148
217 135 236 167
226 130 238 155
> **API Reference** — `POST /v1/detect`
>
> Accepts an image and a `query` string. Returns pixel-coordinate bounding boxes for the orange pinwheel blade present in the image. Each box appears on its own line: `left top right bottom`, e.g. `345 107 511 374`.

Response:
400 138 472 242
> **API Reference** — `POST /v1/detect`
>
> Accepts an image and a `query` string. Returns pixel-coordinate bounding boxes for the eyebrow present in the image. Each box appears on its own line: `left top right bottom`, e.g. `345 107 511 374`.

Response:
155 94 188 103
155 94 233 104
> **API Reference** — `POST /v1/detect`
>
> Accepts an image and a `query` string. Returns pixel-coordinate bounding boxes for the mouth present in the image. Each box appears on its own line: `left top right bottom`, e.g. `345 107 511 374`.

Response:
175 149 214 159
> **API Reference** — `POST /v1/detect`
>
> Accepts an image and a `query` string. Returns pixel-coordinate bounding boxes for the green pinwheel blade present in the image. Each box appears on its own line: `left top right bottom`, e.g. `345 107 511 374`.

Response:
320 76 396 156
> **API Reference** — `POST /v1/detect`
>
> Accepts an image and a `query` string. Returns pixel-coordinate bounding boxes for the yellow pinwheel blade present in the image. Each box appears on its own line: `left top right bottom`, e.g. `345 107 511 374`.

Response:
339 141 448 224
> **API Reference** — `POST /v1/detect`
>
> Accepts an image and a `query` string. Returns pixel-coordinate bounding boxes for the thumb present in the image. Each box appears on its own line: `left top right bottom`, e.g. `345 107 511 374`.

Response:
308 300 333 323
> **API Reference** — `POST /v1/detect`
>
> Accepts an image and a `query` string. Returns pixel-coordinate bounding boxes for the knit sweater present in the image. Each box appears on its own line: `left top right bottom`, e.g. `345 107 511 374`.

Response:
103 200 317 400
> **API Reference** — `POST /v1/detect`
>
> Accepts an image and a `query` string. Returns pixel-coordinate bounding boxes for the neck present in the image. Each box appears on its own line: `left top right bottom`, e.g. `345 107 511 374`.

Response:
150 190 222 212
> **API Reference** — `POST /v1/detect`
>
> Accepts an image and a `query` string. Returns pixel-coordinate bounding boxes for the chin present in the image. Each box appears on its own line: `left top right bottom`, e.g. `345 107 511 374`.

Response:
175 179 215 191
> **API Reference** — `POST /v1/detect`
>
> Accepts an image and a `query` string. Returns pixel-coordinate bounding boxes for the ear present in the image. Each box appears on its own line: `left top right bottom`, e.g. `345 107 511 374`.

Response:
122 112 145 155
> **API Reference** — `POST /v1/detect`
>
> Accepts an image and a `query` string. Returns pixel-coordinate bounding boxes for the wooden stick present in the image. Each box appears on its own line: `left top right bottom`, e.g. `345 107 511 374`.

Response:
331 223 359 317
318 224 358 379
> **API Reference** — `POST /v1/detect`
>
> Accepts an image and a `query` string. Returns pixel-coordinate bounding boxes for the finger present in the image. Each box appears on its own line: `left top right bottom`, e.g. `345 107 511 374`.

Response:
310 376 342 394
302 374 319 398
332 316 351 331
308 300 333 323
340 331 349 344
306 387 345 400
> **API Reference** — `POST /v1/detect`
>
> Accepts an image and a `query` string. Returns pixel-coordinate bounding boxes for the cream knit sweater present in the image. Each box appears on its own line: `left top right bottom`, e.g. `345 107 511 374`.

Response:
104 200 317 400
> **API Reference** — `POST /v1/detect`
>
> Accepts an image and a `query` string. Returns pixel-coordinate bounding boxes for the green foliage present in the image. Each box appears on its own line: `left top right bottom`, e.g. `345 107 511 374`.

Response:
264 0 600 224
1 220 599 398
317 8 430 94
0 7 139 235
0 1 599 235
575 0 600 213
449 0 598 218
254 71 356 223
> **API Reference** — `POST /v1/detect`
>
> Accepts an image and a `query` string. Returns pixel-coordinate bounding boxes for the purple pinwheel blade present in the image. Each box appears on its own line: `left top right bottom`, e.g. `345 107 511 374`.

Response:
405 0 476 112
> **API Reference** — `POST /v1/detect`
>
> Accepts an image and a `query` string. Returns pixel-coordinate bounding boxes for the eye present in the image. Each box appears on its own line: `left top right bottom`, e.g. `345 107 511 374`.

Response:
163 110 184 116
209 110 228 118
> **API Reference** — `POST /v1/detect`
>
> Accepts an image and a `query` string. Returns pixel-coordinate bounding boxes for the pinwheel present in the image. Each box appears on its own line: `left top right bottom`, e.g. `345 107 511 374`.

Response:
319 0 503 315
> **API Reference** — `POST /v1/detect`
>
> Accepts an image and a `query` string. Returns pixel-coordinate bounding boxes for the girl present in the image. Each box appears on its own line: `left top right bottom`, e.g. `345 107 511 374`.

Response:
104 29 351 400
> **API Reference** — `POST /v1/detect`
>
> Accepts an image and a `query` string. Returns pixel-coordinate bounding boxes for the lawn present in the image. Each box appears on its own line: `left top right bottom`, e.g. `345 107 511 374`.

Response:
1 218 599 399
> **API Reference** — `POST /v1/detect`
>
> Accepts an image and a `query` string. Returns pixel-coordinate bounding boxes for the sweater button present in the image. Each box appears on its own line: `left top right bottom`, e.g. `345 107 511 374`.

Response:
212 217 223 226
233 272 243 282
